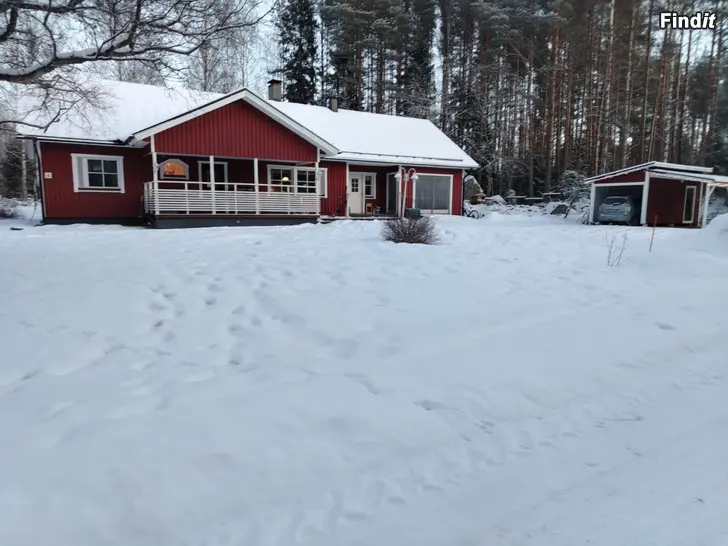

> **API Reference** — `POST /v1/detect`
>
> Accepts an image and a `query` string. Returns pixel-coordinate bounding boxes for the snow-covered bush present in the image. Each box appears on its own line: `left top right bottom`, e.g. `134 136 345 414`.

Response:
557 170 588 202
382 216 439 244
0 197 18 218
463 175 483 202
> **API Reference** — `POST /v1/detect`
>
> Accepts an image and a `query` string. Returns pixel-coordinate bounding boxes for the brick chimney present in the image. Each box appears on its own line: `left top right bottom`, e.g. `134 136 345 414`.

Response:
328 97 338 112
267 79 282 101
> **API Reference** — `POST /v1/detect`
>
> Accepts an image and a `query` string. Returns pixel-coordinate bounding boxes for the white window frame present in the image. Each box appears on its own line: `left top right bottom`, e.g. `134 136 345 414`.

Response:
197 160 229 183
267 164 327 197
683 185 696 224
362 172 376 199
71 153 125 193
413 173 454 214
159 158 189 180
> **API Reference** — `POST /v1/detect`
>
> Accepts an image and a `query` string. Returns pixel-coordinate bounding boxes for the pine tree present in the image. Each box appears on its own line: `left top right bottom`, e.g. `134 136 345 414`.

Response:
275 0 319 104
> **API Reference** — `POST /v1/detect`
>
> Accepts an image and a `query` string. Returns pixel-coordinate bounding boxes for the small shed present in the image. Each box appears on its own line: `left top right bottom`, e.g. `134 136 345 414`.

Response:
584 161 728 228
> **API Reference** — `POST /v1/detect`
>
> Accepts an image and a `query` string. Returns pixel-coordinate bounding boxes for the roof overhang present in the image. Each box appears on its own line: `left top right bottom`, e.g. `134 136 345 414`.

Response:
15 134 131 147
131 89 339 156
327 151 479 169
583 161 714 184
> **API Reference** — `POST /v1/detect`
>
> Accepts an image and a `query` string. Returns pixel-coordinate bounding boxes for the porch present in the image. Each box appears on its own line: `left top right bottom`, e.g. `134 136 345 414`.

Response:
143 181 320 217
142 153 325 220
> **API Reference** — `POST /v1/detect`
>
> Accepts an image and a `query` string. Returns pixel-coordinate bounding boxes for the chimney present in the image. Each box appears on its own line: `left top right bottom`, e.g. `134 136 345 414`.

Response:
267 79 282 101
328 97 338 112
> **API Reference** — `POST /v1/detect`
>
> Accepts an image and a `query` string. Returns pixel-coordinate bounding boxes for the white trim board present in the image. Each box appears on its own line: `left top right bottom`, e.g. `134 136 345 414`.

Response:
132 89 339 156
683 185 697 224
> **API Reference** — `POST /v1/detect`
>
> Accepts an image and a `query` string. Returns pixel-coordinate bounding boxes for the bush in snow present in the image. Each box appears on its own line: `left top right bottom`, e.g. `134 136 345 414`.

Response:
605 229 629 267
0 197 18 219
463 175 483 202
383 216 439 245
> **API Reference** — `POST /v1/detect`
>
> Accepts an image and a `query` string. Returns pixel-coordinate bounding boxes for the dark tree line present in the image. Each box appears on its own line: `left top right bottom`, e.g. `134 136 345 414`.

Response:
275 0 728 195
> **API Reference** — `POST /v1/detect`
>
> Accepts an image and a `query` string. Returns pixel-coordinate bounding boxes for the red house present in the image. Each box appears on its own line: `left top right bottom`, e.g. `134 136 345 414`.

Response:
16 79 479 228
584 162 728 228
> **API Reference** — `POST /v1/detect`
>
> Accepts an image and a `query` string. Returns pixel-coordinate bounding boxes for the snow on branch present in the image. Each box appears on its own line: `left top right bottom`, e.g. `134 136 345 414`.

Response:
0 0 270 83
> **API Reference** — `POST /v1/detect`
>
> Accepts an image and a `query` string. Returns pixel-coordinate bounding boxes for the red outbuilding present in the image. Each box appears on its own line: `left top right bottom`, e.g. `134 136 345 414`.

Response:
17 79 478 228
584 162 728 228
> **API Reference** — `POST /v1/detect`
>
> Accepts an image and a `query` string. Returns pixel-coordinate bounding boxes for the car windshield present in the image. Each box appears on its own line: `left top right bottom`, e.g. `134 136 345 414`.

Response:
603 197 627 205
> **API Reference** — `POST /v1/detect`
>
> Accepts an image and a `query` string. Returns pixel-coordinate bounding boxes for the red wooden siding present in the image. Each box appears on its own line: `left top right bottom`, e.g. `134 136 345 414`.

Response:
592 170 647 184
404 165 463 215
320 161 348 216
646 178 703 227
40 142 149 220
154 100 318 162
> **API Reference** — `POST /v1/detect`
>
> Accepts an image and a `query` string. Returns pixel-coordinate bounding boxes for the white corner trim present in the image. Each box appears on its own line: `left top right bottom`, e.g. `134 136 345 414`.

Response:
640 172 650 225
71 153 126 194
131 89 339 156
589 181 596 223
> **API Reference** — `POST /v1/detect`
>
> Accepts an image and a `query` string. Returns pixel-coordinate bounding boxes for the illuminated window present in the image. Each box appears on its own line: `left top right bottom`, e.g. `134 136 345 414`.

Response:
159 159 189 180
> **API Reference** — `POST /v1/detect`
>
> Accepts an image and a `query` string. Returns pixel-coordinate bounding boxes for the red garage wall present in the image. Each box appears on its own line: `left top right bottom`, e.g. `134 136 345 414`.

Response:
646 178 703 227
39 142 149 221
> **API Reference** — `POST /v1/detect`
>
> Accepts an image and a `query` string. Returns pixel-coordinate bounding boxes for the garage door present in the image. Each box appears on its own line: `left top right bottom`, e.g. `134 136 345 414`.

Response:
415 174 451 214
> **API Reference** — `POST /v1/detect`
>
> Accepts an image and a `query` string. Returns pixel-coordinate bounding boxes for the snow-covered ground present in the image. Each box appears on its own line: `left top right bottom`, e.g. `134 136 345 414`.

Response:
1 214 727 546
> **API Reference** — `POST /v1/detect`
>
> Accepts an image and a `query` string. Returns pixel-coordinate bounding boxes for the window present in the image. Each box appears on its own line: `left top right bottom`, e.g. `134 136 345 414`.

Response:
351 178 359 193
364 174 375 198
268 165 327 196
198 161 228 184
683 185 696 223
296 168 318 193
414 174 452 213
268 166 294 192
71 154 125 193
159 159 189 180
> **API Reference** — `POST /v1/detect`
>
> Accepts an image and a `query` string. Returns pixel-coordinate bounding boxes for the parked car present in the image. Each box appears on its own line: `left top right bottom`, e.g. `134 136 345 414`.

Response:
597 196 641 225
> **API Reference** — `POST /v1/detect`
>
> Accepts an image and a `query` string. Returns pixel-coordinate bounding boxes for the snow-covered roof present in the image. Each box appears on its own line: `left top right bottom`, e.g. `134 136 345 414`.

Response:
268 101 478 169
16 80 221 143
583 161 714 184
15 79 478 169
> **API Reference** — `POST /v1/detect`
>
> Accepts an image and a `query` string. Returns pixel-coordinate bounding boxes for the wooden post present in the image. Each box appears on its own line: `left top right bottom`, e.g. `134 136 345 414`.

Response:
254 157 260 214
209 154 216 214
315 147 321 216
649 214 658 252
150 135 160 215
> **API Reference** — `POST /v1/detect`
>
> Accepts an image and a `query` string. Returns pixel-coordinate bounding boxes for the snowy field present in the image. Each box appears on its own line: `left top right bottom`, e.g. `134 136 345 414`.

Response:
1 213 727 546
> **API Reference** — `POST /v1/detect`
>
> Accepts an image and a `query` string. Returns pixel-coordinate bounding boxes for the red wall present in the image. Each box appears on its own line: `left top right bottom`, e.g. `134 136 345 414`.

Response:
593 170 647 184
646 178 703 227
154 100 318 162
40 142 150 220
318 162 463 216
320 160 348 216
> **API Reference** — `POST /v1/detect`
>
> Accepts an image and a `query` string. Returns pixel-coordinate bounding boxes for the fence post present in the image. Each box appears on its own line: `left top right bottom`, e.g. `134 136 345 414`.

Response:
649 214 658 252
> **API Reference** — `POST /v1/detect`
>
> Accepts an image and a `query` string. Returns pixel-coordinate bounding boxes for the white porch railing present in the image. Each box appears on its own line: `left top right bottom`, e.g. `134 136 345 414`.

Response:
144 181 320 216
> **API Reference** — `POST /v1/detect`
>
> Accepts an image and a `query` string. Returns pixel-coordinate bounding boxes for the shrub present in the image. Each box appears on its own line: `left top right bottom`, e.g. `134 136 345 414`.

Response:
0 198 18 219
382 216 439 244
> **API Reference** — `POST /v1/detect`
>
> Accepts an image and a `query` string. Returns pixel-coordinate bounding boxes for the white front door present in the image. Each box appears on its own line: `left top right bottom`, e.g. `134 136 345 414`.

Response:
349 174 363 214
